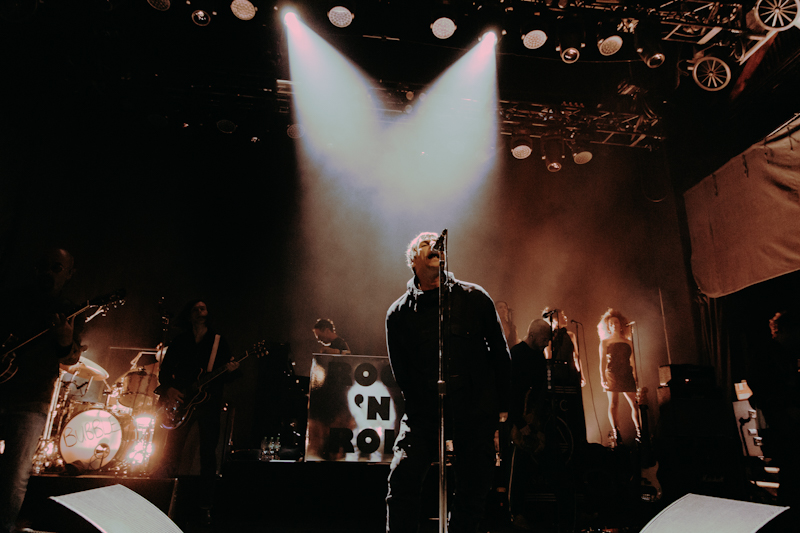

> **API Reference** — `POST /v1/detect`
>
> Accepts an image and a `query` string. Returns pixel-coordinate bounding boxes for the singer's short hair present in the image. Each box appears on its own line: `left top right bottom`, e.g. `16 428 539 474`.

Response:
527 319 552 346
597 308 631 340
405 232 439 272
313 318 336 332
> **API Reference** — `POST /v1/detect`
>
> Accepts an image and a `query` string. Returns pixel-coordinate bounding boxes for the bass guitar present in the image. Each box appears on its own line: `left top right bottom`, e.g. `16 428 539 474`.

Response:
156 340 268 430
636 386 662 502
0 290 126 384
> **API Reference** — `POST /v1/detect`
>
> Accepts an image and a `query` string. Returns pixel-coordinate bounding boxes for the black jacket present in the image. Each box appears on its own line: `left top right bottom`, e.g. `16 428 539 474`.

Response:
386 272 511 424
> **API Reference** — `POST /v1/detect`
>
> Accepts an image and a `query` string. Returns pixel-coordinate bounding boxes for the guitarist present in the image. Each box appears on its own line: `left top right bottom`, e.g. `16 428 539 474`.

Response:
0 247 84 533
153 299 239 521
507 318 552 530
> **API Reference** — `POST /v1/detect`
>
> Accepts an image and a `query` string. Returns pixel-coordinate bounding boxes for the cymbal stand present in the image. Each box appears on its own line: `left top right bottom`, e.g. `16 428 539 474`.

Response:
32 372 72 473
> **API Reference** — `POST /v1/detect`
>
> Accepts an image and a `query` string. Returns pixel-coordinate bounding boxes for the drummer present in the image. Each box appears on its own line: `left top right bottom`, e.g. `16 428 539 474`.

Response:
0 247 86 533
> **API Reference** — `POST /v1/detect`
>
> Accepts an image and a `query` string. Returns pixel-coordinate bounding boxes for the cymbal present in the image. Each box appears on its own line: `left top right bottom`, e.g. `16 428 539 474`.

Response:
60 356 109 380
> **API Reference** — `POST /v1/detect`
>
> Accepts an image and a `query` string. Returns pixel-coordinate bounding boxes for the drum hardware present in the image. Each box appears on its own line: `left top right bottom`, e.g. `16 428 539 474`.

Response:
32 355 158 476
117 370 158 410
58 408 132 472
60 355 110 381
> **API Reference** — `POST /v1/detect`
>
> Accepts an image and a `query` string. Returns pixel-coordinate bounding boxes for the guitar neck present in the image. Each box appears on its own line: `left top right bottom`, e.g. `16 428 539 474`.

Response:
1 303 93 358
197 349 251 388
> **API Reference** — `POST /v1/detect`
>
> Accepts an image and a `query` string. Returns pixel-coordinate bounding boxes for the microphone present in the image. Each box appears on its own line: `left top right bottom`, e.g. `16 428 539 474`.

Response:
433 229 447 251
626 321 636 326
570 319 582 325
542 309 558 318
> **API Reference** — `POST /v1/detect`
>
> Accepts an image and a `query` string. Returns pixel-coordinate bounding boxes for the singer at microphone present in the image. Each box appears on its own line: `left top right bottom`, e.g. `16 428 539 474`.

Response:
541 307 585 391
597 308 641 447
385 231 512 531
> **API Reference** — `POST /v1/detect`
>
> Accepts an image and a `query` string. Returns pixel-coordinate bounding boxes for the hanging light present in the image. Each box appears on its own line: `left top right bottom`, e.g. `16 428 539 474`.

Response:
541 133 565 172
596 20 623 56
230 0 256 21
147 0 170 10
635 21 665 68
570 141 593 164
328 5 355 28
191 9 212 26
691 53 732 92
520 18 548 50
430 0 458 40
510 134 533 159
556 19 585 64
287 124 304 139
431 16 457 39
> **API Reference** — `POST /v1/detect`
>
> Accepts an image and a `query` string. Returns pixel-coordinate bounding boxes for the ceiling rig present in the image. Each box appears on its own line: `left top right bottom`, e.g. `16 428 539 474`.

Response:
276 78 663 171
289 0 800 92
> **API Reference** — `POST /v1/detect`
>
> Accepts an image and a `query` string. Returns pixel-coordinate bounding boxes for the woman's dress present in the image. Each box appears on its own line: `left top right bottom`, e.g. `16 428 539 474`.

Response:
604 341 636 392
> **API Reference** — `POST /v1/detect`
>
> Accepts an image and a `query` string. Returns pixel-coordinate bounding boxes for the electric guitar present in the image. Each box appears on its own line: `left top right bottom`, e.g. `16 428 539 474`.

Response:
0 290 126 384
156 340 268 430
510 388 547 455
636 386 662 502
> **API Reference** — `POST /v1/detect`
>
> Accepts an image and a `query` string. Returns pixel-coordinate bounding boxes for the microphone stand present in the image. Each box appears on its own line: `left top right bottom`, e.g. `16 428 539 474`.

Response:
436 231 449 533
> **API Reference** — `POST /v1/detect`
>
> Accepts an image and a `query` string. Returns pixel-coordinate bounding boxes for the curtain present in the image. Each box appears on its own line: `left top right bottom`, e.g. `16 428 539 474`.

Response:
683 118 800 299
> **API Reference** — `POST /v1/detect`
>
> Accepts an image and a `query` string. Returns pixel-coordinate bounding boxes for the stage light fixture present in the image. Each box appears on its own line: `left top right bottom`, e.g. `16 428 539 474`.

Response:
479 31 499 46
328 5 354 28
430 0 459 39
596 21 623 56
690 54 732 92
570 142 593 164
191 9 211 26
216 119 237 134
287 124 304 139
635 22 665 68
147 0 170 10
431 16 457 39
230 0 256 21
510 134 533 159
520 18 548 50
541 133 565 172
522 28 547 49
556 21 584 64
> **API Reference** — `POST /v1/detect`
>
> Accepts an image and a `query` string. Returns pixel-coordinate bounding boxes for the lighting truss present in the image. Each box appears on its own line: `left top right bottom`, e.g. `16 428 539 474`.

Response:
275 79 664 150
518 0 799 66
499 99 663 150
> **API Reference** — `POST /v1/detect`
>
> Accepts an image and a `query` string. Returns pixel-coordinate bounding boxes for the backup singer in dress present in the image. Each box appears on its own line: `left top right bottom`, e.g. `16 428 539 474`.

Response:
385 232 511 533
597 308 640 446
542 308 583 386
496 301 519 347
153 299 239 518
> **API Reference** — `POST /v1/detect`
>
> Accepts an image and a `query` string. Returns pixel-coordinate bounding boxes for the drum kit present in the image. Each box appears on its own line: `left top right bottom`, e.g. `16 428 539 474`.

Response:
32 347 164 476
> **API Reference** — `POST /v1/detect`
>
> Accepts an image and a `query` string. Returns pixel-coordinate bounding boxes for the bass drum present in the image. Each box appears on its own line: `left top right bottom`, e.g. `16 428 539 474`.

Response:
59 408 134 471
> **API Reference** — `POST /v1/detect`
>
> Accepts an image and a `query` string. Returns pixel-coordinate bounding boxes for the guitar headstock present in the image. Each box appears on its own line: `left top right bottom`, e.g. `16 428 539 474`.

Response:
250 341 269 359
91 290 127 314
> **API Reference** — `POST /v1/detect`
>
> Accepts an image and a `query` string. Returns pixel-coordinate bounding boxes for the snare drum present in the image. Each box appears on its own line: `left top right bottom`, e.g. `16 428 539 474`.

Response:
59 408 135 470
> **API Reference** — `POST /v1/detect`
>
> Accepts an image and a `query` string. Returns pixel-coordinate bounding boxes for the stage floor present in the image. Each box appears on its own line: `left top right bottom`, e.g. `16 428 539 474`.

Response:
19 459 660 533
